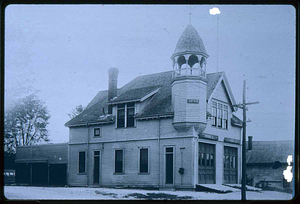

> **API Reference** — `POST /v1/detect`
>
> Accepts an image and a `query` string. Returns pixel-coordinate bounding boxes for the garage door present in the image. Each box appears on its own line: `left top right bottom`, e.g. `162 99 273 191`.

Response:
49 164 67 186
224 146 238 184
32 163 48 186
198 142 215 184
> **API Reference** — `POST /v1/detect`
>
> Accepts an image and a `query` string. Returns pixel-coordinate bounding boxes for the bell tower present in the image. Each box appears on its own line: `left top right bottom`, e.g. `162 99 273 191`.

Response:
171 25 209 133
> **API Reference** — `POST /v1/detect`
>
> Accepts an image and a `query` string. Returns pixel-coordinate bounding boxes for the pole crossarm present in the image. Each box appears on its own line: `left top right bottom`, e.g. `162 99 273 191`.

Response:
233 101 259 109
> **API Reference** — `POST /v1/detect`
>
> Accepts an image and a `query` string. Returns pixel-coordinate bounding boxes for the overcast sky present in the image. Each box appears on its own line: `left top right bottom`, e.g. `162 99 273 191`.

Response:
5 5 295 143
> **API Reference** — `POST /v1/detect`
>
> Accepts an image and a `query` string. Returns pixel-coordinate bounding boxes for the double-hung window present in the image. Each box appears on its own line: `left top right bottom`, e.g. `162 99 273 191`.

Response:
117 104 125 128
218 104 223 128
223 105 228 129
115 149 124 173
212 102 217 127
139 148 149 173
127 103 135 127
212 101 229 130
117 102 135 128
78 151 86 174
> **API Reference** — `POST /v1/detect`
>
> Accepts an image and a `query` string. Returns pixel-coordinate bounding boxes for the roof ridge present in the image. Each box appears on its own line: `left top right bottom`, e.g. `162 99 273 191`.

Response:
135 70 173 78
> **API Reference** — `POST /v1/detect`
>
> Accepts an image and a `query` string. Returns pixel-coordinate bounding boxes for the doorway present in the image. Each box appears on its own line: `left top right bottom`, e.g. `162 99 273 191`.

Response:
93 151 100 185
165 147 174 185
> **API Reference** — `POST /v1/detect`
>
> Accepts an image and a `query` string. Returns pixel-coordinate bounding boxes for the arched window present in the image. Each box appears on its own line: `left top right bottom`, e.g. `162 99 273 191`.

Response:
200 57 206 68
177 56 186 69
188 55 199 68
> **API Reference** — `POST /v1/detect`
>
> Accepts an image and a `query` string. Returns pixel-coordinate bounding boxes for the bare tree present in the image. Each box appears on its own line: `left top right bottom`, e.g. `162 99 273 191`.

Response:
68 105 84 119
4 93 51 153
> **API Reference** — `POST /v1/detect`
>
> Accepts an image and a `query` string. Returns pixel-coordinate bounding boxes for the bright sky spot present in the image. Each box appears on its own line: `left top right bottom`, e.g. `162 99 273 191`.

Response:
209 7 221 15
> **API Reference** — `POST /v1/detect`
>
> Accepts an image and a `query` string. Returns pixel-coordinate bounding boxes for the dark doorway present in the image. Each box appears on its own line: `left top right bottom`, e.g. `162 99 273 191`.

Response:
32 163 48 186
93 151 100 184
198 142 215 184
165 147 174 184
16 163 30 184
49 164 67 186
223 146 238 184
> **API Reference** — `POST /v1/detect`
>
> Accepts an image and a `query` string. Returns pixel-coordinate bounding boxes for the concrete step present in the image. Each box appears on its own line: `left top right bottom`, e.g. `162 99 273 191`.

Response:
196 184 239 193
224 184 262 191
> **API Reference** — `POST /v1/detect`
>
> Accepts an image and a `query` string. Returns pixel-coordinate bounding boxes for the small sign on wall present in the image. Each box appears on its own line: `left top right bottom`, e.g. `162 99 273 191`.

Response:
187 99 199 104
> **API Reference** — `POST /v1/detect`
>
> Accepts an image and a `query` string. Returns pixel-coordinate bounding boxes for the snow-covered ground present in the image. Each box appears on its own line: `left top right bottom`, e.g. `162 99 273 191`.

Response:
4 186 293 200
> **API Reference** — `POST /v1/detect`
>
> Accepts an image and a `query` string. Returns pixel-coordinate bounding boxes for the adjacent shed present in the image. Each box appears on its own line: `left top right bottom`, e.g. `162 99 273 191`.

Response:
15 143 68 186
246 140 294 191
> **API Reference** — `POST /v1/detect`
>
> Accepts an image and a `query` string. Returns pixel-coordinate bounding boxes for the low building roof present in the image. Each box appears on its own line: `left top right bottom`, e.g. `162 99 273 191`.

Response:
246 140 294 164
15 143 68 164
65 71 239 127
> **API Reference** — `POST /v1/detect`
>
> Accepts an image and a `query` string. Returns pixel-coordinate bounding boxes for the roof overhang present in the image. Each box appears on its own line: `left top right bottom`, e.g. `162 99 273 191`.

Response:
135 113 174 120
15 158 48 163
108 88 160 105
171 51 209 59
66 120 114 128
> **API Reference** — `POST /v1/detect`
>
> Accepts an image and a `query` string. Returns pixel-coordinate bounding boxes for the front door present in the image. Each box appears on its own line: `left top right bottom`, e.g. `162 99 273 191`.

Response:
198 142 215 184
165 147 174 184
223 146 238 184
93 151 100 184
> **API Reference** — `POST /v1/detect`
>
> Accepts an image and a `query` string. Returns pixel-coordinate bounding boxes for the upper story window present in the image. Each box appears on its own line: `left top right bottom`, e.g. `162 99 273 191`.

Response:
94 128 101 137
212 102 217 127
117 102 135 128
218 104 223 128
223 105 228 129
212 101 228 130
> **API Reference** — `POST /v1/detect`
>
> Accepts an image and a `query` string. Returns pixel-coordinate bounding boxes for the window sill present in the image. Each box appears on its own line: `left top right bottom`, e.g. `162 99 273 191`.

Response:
113 172 125 175
138 172 150 175
77 173 87 175
116 126 136 130
211 126 228 131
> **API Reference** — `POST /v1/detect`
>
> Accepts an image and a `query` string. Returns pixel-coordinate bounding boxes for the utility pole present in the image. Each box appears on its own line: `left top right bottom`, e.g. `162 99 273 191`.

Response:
233 80 259 200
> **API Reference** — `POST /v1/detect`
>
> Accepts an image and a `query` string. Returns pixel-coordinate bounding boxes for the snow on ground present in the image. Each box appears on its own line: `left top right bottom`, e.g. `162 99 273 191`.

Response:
4 186 293 200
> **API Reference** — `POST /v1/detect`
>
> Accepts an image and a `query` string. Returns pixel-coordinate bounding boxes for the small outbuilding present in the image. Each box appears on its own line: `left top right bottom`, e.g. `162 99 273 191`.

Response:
15 143 68 186
246 139 294 191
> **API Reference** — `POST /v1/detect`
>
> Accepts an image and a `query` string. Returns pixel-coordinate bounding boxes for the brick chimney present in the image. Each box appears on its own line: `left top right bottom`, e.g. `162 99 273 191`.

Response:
108 67 119 101
248 136 253 150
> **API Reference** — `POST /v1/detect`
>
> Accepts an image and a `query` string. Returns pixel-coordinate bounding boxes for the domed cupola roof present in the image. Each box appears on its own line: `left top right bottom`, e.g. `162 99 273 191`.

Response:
172 25 209 59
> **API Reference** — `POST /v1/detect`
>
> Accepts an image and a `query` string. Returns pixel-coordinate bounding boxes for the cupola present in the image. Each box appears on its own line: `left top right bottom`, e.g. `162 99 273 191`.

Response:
171 25 209 79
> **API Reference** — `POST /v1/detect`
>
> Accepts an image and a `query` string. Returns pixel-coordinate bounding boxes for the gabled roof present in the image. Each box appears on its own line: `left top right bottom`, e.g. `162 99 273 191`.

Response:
207 72 237 111
246 140 294 164
65 71 236 127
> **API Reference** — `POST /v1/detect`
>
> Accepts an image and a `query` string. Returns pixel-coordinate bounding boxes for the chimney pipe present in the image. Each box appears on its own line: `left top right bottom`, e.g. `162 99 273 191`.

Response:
108 67 119 101
248 136 253 150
